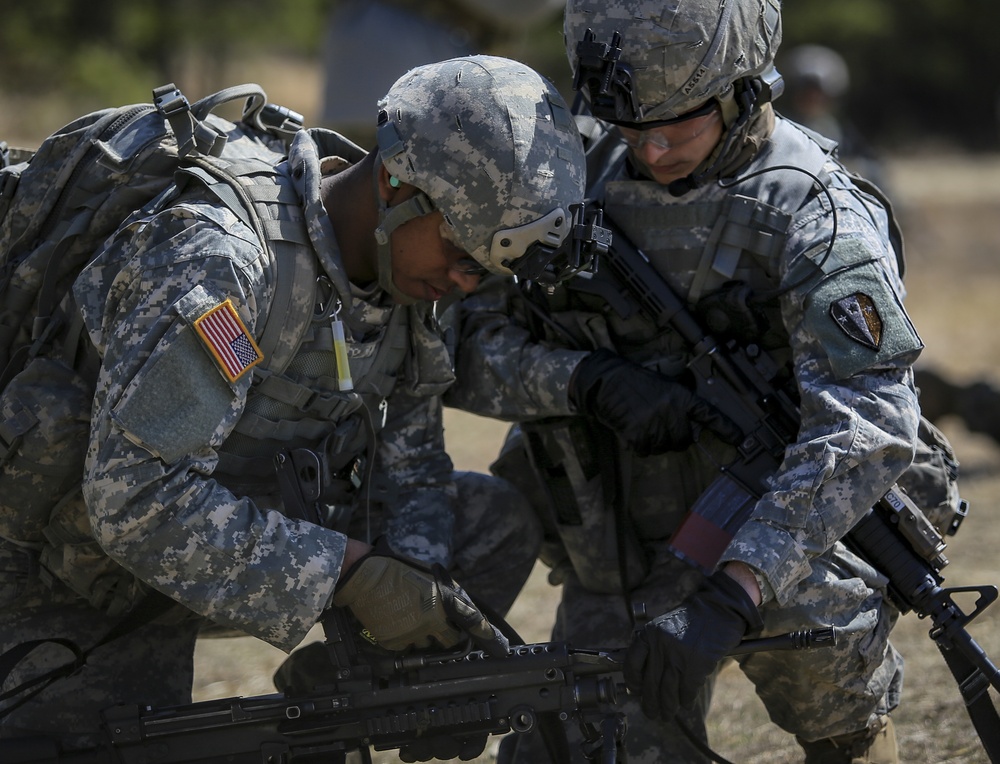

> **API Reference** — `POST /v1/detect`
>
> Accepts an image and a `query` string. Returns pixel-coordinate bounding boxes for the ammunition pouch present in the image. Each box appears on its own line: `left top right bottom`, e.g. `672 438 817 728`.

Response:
275 413 372 534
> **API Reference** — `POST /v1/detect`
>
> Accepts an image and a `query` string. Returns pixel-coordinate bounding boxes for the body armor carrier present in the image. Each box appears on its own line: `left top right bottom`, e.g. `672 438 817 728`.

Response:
189 157 414 517
36 147 418 615
507 118 867 594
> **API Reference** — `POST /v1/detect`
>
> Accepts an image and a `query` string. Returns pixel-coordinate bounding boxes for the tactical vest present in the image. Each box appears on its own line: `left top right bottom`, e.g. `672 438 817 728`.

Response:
153 150 419 508
508 119 864 593
38 151 418 615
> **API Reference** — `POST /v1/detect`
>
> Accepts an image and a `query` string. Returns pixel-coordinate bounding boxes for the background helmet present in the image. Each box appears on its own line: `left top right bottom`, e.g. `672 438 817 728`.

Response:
781 44 850 101
565 0 783 124
375 55 587 278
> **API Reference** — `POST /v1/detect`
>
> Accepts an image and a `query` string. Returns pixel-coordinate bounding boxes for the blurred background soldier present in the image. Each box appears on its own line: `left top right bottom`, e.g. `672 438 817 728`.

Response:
319 0 566 148
777 45 1000 448
778 43 889 191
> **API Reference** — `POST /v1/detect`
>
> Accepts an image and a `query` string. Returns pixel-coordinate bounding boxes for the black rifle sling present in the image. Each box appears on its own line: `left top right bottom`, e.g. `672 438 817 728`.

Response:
936 640 1000 762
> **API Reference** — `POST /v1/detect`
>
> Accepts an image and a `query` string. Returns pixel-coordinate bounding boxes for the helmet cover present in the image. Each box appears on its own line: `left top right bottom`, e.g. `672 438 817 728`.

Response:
377 55 586 273
565 0 782 122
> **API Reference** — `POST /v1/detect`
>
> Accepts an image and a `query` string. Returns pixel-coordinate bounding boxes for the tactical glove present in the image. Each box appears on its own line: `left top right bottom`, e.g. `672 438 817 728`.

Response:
568 348 743 456
333 537 509 656
623 571 763 721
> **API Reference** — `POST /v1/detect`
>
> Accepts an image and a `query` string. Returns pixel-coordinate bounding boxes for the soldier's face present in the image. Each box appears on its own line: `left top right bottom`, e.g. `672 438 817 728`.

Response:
389 210 482 303
622 108 724 186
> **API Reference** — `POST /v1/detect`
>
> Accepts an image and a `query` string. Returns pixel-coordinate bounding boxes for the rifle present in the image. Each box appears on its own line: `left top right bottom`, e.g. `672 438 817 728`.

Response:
580 208 1000 761
0 601 839 764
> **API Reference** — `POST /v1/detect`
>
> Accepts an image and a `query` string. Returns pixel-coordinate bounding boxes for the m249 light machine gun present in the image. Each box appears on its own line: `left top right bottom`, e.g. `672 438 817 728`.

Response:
1 602 842 764
582 208 1000 761
1 635 625 764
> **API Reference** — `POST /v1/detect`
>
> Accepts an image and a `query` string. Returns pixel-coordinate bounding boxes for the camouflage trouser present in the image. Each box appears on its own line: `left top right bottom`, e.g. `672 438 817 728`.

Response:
0 471 540 748
505 539 903 764
439 470 542 617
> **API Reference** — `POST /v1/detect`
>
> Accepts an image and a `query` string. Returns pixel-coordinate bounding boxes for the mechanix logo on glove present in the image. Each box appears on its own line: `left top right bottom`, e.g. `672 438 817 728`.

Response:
333 553 463 652
332 537 510 656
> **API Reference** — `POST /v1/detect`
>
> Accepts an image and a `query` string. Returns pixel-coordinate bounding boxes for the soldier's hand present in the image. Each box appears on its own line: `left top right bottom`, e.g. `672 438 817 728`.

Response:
569 348 742 456
333 537 510 656
623 572 763 720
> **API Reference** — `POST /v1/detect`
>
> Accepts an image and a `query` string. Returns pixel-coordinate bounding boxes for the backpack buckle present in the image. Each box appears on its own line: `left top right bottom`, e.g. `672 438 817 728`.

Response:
152 84 190 119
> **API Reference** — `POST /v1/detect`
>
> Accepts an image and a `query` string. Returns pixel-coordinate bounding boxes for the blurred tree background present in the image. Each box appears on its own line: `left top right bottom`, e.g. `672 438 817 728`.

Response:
2 0 999 150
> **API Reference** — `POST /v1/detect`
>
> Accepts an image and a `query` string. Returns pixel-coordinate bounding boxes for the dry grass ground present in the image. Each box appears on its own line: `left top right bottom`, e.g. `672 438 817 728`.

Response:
5 66 999 763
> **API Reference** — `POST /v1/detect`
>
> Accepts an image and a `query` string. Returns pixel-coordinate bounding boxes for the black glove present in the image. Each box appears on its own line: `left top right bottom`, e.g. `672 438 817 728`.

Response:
623 572 763 721
568 348 743 456
333 537 510 657
399 733 489 762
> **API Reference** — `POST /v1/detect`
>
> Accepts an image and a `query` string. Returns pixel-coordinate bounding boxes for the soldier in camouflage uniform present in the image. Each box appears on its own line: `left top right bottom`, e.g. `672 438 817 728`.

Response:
0 55 586 751
445 3 922 762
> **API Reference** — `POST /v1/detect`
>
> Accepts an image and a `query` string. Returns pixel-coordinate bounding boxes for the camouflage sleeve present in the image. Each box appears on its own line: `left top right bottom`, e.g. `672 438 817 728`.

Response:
377 388 457 567
721 172 922 604
77 203 346 651
444 276 589 419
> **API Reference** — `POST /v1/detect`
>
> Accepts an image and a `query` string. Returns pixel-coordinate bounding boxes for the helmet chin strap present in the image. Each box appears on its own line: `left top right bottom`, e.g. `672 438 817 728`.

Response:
667 83 776 197
371 159 435 305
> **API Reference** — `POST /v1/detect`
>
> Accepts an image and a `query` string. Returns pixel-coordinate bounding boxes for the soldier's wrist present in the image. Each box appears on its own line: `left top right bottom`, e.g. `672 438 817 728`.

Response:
341 538 373 577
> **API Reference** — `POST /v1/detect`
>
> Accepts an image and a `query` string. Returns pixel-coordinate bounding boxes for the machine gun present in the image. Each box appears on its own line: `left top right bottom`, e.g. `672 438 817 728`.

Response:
2 637 624 764
580 208 1000 761
0 602 840 764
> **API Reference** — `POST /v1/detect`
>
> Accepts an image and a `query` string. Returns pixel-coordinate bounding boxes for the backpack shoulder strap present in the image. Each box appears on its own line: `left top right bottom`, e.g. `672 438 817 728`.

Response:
175 154 317 378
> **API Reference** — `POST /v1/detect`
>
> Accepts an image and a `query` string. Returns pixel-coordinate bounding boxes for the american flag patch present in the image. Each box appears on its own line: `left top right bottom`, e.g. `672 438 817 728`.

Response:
193 299 264 383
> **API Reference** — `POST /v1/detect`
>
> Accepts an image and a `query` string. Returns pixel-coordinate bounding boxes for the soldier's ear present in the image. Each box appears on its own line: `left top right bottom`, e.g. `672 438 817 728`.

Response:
377 164 404 202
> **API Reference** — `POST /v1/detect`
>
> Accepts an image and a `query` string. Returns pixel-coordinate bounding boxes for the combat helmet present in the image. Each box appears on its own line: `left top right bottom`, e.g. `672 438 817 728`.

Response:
565 0 784 127
374 55 590 298
782 44 850 101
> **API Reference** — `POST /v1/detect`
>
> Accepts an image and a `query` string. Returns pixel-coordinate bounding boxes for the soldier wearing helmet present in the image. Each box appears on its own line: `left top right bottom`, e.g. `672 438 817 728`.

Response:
446 2 927 762
779 43 889 189
0 55 586 752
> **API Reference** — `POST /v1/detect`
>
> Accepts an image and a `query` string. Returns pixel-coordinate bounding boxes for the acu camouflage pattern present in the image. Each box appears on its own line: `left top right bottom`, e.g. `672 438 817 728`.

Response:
0 77 549 747
0 472 538 745
64 125 470 651
448 112 922 755
378 55 586 271
564 0 782 120
0 88 285 546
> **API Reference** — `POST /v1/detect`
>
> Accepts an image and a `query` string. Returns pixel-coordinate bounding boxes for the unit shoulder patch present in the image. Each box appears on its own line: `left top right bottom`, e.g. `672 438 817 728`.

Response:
803 257 922 379
830 292 882 350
